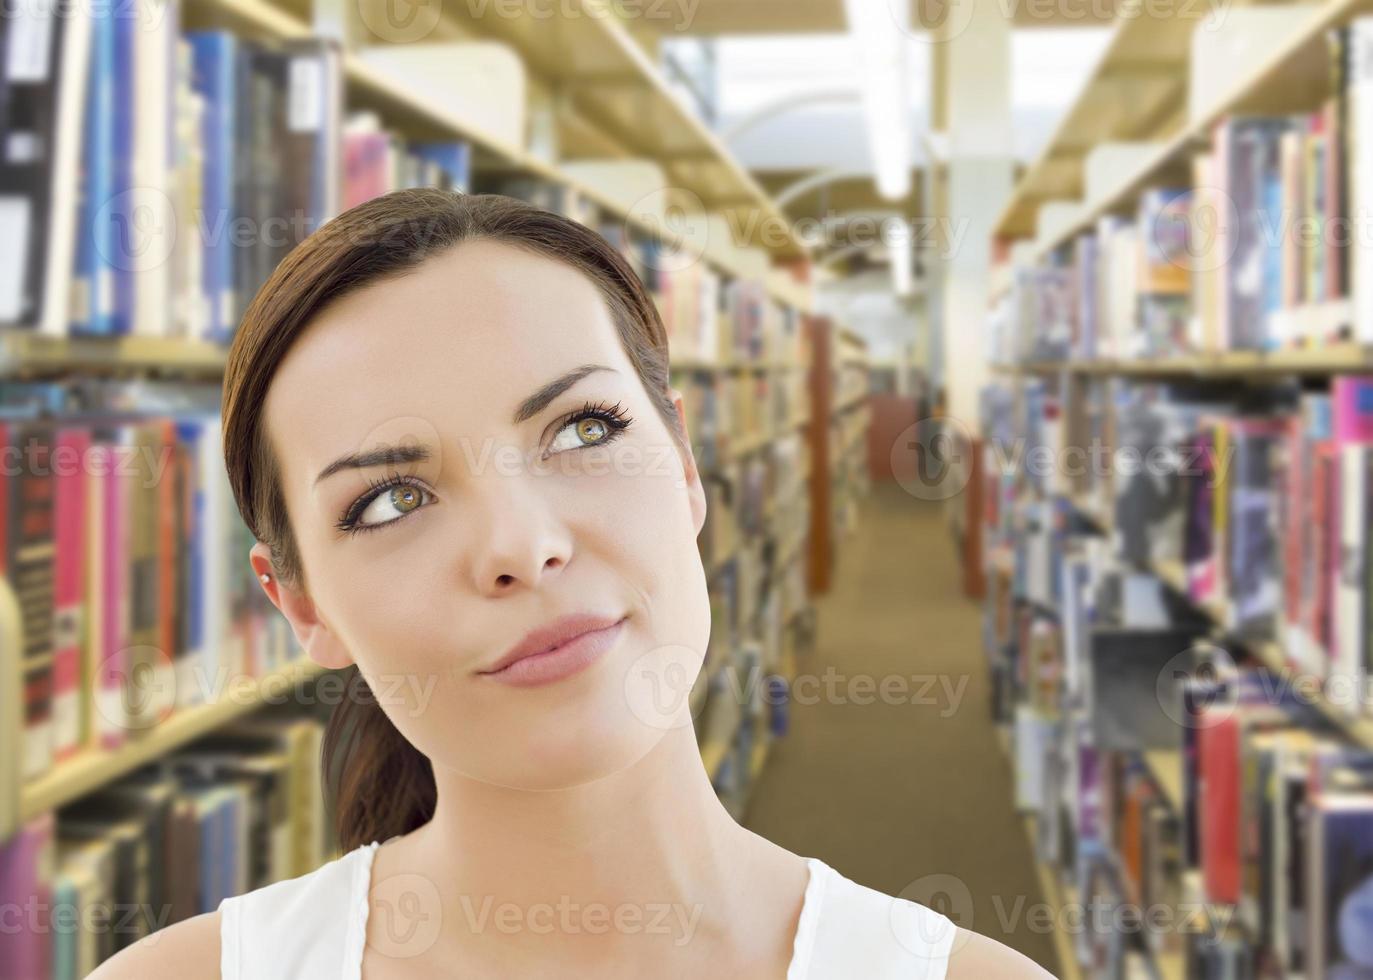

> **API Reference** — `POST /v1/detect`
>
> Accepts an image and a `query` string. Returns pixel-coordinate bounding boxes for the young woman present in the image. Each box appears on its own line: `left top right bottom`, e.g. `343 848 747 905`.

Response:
93 190 1054 979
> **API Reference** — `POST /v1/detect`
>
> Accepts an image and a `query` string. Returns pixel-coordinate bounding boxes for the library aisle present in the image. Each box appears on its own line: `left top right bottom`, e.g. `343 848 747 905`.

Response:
744 482 1061 975
11 0 1373 976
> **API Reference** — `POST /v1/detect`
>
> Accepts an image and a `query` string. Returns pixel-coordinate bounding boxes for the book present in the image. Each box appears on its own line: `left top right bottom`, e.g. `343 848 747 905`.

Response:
0 0 92 333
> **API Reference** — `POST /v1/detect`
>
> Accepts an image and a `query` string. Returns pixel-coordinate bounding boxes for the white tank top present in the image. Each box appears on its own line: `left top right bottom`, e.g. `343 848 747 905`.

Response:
218 841 959 978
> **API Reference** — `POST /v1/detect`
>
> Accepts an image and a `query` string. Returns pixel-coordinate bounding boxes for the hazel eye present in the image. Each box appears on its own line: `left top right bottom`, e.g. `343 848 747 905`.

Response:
357 483 430 529
549 415 617 454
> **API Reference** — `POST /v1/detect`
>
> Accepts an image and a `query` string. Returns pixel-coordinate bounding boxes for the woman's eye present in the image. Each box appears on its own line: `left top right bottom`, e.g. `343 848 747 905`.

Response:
548 416 614 454
356 483 430 529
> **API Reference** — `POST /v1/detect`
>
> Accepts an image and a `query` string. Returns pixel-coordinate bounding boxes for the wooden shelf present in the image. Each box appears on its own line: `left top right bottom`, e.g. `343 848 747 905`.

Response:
993 341 1373 380
1061 504 1373 751
1005 0 1370 258
0 333 229 379
421 0 809 260
20 658 327 819
1141 749 1184 814
182 0 811 310
1019 814 1084 980
1061 491 1373 751
669 357 808 373
995 7 1206 240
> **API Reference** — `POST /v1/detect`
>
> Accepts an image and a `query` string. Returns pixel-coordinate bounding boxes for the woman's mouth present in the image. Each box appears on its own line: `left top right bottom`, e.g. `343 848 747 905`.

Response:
477 614 628 687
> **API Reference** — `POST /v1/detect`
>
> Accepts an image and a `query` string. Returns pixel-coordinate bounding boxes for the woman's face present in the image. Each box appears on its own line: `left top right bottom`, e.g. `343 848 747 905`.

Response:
255 238 710 790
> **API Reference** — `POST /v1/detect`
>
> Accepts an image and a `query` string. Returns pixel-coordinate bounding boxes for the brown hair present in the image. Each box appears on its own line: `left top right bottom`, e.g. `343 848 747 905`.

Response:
221 189 687 853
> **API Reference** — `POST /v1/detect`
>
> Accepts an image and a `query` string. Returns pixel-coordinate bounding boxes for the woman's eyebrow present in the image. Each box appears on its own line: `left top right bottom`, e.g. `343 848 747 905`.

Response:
511 364 618 425
313 365 620 488
314 442 433 488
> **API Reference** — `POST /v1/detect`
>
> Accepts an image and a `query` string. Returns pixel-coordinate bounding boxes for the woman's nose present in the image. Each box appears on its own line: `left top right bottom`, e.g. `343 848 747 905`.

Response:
465 482 573 596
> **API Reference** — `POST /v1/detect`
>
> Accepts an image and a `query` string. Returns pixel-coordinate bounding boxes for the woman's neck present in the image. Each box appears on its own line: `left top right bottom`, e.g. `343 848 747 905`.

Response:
412 725 748 904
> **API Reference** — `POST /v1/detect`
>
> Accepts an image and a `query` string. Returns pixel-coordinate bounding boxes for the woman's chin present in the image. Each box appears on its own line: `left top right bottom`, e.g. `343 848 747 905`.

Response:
464 724 675 791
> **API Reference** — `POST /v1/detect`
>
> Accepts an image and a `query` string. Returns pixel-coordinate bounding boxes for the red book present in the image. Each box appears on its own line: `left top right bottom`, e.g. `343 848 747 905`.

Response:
1199 708 1242 904
51 424 91 762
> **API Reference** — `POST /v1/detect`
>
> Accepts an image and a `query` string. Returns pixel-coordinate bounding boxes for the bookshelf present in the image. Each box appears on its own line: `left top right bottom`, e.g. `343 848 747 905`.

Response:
18 659 328 825
387 0 811 259
0 23 844 980
674 308 823 819
181 0 812 301
803 319 872 595
996 0 1360 261
979 2 1373 973
832 327 873 551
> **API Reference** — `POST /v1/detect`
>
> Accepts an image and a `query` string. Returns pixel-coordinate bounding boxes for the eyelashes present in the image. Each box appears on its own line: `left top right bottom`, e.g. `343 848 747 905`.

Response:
546 399 634 455
334 399 635 537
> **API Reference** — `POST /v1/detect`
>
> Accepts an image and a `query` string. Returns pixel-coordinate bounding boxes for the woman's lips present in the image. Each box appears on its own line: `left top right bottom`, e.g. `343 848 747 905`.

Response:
478 616 627 687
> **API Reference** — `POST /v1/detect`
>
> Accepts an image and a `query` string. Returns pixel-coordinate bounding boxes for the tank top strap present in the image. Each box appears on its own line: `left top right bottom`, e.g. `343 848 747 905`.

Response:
791 858 958 979
218 840 382 980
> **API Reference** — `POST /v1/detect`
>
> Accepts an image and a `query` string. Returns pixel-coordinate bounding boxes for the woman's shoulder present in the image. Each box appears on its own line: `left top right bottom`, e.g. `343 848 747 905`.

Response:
85 909 222 980
945 927 1058 980
805 859 1054 979
87 842 380 980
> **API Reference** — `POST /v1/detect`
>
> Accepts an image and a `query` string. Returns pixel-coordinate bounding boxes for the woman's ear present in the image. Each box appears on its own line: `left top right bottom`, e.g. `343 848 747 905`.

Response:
668 387 707 538
249 541 354 670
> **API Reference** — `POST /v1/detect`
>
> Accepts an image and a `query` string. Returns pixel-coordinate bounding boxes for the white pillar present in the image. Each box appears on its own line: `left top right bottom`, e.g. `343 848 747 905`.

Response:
937 4 1013 433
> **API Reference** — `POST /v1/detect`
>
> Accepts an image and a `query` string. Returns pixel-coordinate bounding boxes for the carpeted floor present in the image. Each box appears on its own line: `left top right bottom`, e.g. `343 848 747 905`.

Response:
745 480 1061 975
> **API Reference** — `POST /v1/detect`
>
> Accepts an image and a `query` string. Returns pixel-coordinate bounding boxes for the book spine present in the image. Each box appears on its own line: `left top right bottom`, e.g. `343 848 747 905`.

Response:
11 422 57 780
1351 21 1373 342
51 425 90 762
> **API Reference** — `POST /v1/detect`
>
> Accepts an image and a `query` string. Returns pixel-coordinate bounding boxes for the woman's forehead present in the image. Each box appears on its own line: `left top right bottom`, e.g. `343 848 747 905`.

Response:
260 240 636 483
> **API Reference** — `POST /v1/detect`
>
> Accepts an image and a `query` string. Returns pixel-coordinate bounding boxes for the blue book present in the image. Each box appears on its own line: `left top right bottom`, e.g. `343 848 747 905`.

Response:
192 786 221 914
106 7 138 336
1261 168 1284 349
414 142 472 192
187 31 239 344
71 1 116 335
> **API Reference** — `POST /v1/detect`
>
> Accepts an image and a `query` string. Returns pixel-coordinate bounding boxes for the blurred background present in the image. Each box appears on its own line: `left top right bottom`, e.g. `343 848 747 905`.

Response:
2 0 1373 977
